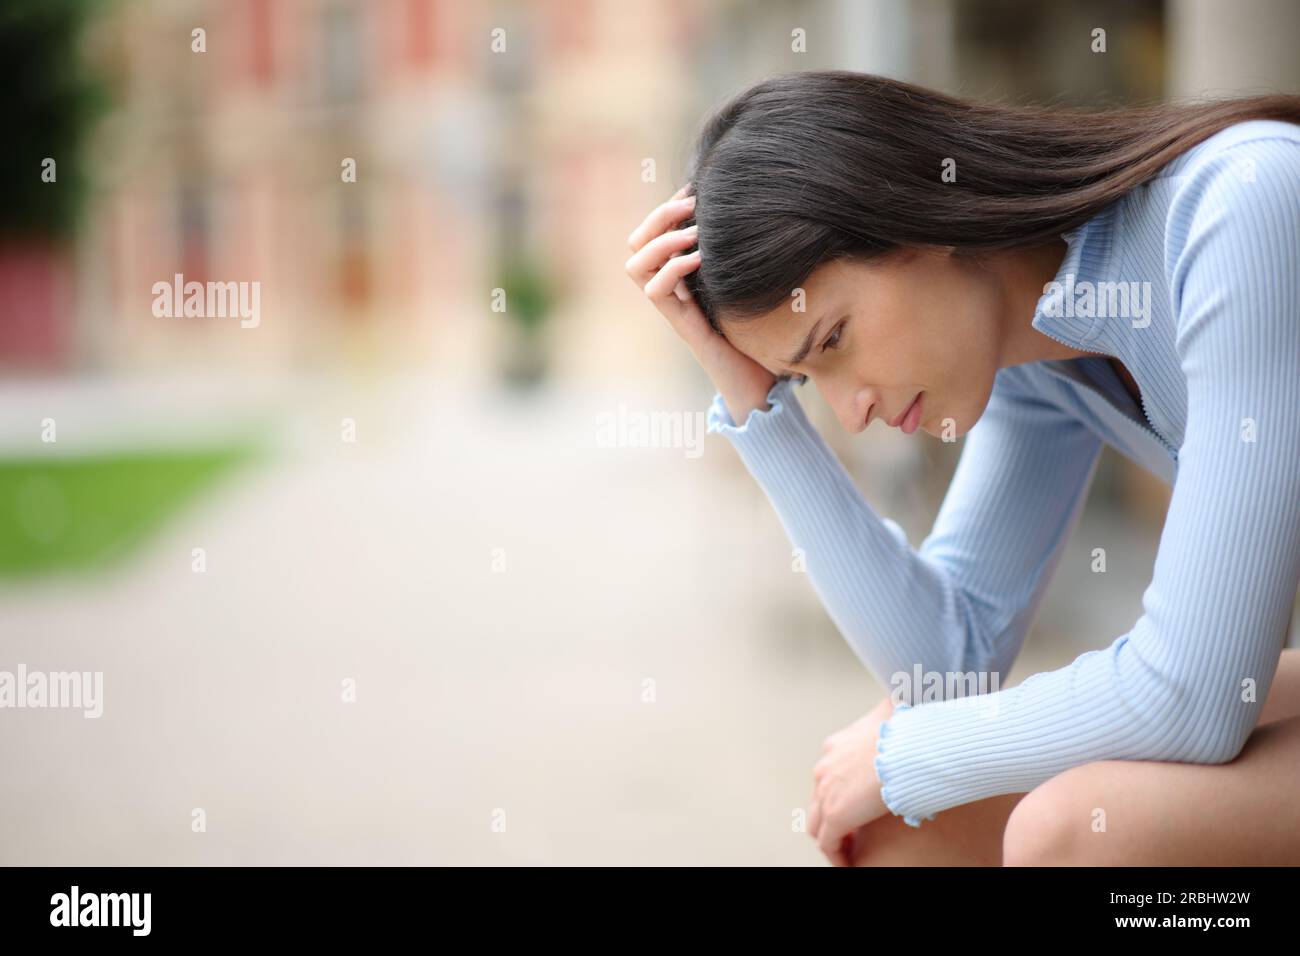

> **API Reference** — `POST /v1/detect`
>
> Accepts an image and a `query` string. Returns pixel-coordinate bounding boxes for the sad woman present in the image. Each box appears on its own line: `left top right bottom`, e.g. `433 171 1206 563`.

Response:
625 70 1300 866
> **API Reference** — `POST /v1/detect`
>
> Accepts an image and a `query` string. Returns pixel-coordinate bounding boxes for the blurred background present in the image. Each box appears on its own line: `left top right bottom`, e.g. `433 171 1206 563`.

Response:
2 0 1298 865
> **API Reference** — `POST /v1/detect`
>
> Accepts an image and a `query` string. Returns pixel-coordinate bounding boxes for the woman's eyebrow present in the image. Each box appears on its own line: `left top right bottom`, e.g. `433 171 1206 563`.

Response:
783 317 824 368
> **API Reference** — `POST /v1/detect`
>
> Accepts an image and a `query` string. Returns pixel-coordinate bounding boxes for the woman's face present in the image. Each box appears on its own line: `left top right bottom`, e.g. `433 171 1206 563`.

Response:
720 248 1006 438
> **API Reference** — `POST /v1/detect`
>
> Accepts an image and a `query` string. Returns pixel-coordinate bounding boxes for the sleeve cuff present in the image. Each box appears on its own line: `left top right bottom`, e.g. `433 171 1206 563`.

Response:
706 376 802 438
875 702 937 829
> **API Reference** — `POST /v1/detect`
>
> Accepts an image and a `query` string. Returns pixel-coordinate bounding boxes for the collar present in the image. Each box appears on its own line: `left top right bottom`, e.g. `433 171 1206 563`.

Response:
1029 200 1121 355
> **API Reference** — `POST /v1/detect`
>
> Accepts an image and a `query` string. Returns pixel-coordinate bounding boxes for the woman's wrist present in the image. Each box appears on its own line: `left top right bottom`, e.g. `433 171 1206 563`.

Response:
718 385 773 426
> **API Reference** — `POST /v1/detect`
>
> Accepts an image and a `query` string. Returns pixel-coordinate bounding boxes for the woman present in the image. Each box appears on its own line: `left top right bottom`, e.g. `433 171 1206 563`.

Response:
624 71 1300 866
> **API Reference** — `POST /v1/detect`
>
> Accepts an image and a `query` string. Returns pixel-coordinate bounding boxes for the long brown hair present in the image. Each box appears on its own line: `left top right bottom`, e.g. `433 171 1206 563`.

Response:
681 70 1300 331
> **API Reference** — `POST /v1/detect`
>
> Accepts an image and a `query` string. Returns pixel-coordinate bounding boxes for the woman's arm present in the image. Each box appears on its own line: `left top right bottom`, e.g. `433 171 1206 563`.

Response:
873 134 1300 827
707 359 1104 717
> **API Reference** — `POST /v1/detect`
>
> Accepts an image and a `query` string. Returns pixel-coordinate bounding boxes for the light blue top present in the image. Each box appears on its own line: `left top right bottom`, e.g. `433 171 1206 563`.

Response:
705 119 1300 826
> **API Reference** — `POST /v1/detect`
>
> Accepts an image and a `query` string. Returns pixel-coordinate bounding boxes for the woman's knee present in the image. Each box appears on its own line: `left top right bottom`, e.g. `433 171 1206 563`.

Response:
1002 765 1111 866
1260 647 1300 726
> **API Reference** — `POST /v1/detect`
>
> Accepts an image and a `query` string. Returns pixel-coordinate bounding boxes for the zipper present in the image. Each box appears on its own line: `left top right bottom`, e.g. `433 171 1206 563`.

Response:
1130 373 1179 460
1034 325 1179 460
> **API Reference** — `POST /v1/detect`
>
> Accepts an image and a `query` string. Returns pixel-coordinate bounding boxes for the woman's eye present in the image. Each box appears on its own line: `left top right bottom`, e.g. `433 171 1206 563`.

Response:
820 322 845 353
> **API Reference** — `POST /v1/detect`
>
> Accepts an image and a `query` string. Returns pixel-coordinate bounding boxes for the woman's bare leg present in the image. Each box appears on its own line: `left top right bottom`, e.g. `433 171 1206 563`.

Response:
850 647 1300 867
1003 647 1300 866
1257 643 1300 726
1003 713 1300 865
849 791 1025 866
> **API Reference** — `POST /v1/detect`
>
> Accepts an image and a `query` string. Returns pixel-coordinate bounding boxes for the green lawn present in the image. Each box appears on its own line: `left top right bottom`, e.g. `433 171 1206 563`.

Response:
0 445 257 577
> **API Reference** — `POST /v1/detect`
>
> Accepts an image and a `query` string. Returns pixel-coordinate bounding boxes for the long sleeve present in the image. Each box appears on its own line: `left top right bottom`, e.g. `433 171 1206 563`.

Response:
873 134 1300 826
708 357 1113 813
708 368 1104 825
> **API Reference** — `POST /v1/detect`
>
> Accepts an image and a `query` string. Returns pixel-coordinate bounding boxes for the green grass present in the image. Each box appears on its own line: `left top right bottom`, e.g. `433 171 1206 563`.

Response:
0 445 257 578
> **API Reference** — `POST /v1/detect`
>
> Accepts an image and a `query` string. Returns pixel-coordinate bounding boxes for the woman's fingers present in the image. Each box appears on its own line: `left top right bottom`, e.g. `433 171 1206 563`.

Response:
624 224 698 285
622 191 697 317
811 774 854 866
818 809 853 867
637 251 702 348
621 193 714 357
847 825 872 866
627 194 695 252
647 253 710 350
643 249 701 302
839 833 858 867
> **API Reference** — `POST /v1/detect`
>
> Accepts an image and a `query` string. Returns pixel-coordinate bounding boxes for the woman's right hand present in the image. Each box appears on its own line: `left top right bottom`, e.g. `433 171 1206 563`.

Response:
624 185 778 424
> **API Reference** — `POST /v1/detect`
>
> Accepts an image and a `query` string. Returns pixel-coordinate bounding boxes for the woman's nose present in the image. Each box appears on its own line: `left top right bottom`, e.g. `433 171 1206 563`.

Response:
815 378 875 433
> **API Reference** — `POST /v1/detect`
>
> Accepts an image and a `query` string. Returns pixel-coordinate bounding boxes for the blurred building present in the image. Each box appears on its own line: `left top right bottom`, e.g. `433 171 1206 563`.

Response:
63 0 485 375
52 0 771 389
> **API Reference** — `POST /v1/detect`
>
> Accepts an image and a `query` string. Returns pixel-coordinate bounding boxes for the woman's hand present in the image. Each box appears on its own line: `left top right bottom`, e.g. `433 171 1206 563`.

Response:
809 695 896 866
624 185 777 423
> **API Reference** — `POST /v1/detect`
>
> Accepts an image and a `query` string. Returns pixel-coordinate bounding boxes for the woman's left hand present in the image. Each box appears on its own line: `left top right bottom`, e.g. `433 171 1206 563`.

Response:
809 695 895 865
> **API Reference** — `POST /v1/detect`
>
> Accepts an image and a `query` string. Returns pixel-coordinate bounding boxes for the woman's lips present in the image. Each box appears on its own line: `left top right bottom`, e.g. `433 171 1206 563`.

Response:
887 392 917 428
896 391 924 434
